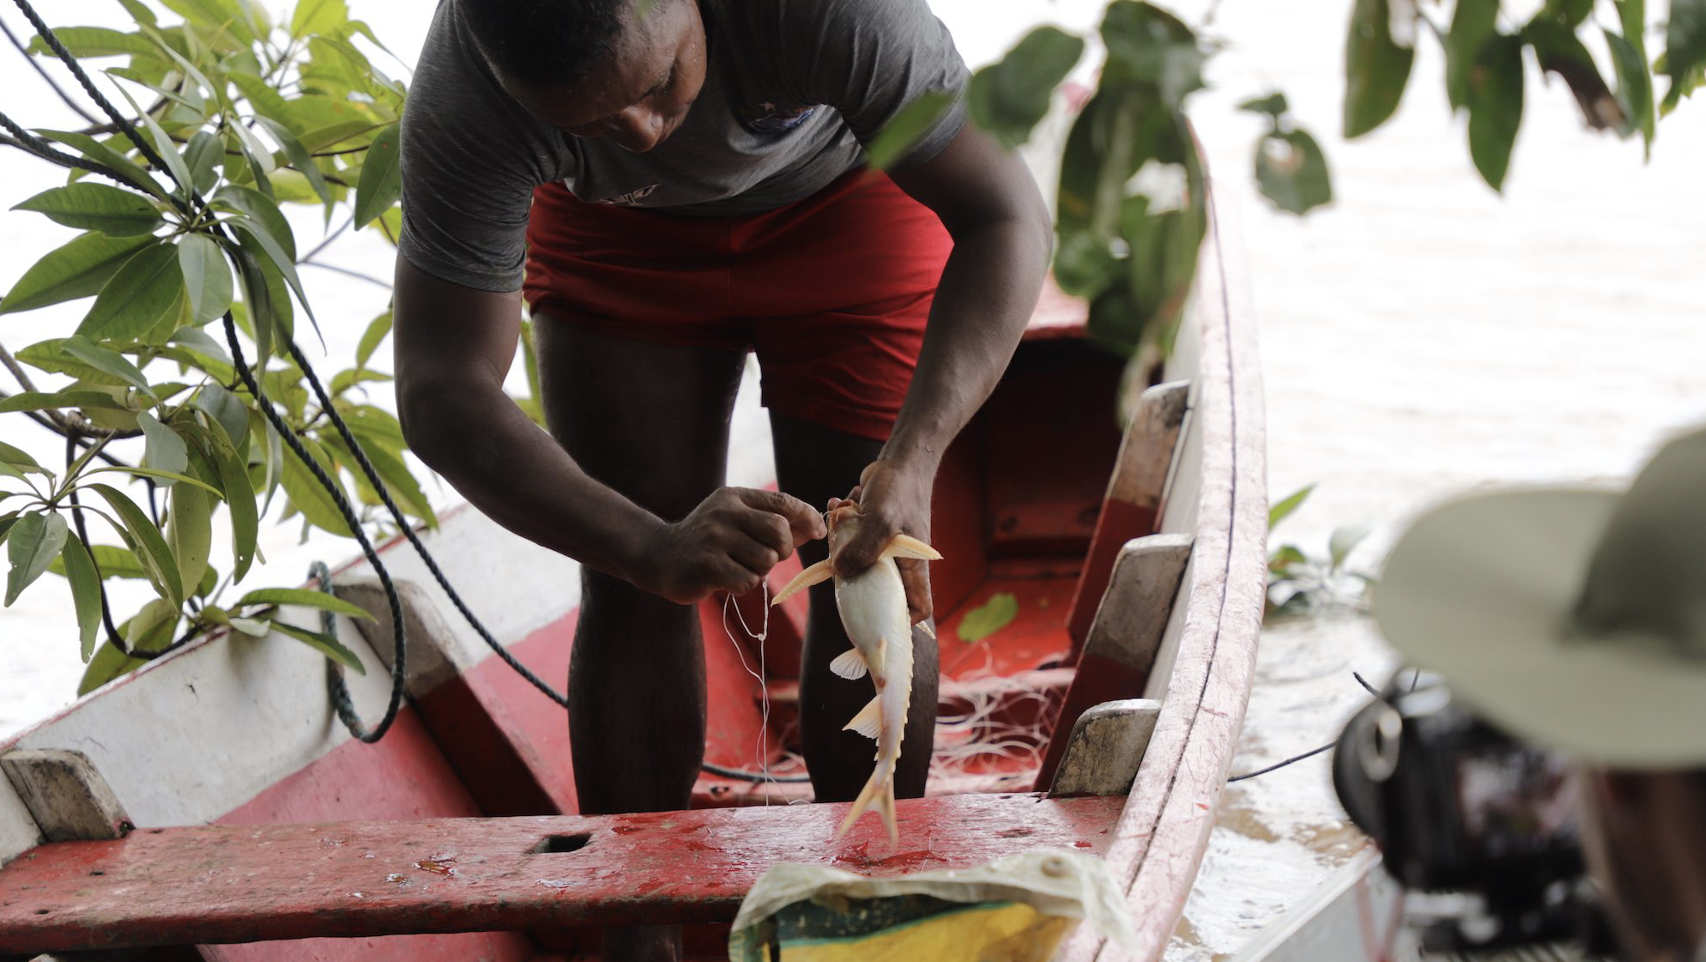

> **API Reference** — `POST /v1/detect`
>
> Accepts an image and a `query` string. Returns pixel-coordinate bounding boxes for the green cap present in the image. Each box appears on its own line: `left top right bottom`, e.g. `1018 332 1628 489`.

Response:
1374 428 1706 767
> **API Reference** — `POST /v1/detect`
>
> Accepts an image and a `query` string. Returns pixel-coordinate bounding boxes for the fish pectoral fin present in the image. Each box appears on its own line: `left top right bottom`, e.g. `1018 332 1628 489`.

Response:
842 695 884 740
917 620 936 639
882 534 942 562
771 559 832 606
829 647 869 680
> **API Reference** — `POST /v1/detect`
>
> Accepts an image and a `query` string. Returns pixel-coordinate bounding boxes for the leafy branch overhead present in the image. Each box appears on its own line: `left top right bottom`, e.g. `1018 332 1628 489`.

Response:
1345 0 1701 189
0 0 426 695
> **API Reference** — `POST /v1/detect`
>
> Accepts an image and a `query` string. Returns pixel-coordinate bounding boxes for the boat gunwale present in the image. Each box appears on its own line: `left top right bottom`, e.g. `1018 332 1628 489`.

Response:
1060 176 1266 962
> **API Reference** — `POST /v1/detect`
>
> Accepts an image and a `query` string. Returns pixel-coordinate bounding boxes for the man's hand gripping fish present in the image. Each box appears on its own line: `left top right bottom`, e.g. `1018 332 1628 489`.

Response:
772 499 940 843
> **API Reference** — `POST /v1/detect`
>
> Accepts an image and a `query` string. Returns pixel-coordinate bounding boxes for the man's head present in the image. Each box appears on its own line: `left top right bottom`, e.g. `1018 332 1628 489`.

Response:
458 0 707 153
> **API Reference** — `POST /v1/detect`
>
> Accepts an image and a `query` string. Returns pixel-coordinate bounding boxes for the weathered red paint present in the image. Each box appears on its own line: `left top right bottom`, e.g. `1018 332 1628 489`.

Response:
0 794 1122 952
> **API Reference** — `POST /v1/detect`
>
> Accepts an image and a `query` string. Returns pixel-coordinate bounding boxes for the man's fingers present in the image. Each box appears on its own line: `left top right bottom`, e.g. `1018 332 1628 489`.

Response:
734 487 826 544
832 523 886 578
897 557 934 624
734 509 795 561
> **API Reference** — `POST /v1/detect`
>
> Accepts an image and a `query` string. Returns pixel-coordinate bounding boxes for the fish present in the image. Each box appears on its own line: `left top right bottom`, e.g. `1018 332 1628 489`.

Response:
772 499 941 843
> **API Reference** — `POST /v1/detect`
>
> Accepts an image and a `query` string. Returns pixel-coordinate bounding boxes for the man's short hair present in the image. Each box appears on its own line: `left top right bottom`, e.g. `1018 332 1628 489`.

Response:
458 0 642 86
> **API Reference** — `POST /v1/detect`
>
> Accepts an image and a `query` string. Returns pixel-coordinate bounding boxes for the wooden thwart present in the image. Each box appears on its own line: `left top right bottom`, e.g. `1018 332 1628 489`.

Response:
0 750 130 846
0 794 1123 954
1050 699 1163 797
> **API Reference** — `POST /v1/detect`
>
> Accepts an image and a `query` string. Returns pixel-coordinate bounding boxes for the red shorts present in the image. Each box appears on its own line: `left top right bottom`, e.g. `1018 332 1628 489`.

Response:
523 170 953 442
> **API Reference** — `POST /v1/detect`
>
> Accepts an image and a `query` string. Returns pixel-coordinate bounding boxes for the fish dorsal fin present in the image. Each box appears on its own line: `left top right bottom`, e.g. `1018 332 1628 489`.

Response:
843 695 883 740
829 647 869 680
771 559 832 607
881 534 943 562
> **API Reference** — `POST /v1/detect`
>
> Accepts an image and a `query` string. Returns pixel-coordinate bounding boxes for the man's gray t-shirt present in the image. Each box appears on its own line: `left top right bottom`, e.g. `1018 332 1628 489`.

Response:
398 0 969 293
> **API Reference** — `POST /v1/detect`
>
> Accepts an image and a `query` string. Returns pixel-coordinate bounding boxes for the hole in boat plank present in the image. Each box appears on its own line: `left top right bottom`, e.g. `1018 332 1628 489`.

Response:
530 833 593 854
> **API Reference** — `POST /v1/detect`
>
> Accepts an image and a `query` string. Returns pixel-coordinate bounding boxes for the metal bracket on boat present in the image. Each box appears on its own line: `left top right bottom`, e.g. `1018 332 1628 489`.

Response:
1082 533 1195 672
1050 699 1164 797
0 749 131 845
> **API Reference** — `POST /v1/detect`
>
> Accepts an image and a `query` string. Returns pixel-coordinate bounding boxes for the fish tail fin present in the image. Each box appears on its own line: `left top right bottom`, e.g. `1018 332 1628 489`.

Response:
835 756 897 841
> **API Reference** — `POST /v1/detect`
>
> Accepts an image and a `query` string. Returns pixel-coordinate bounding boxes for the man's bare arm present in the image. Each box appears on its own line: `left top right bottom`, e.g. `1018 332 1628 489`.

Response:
391 257 824 601
832 123 1054 609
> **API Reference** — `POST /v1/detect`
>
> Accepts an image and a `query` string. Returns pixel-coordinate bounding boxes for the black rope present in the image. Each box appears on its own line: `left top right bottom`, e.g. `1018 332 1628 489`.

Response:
1227 742 1335 782
12 0 795 784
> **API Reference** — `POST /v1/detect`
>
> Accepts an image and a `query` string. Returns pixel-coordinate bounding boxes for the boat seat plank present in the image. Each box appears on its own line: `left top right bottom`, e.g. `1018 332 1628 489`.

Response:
0 794 1122 954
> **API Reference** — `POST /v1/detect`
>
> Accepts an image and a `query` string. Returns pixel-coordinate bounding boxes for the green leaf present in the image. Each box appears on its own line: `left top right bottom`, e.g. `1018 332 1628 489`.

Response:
115 86 193 198
1254 128 1333 215
1237 92 1289 117
34 130 169 200
1269 484 1315 529
83 466 225 499
356 310 392 369
56 335 153 395
12 183 165 237
1538 0 1595 27
78 640 149 696
1606 29 1656 150
862 90 955 171
1329 523 1371 570
196 382 250 449
77 243 185 340
49 543 149 580
1343 0 1416 138
1525 20 1622 131
1052 230 1124 299
0 441 45 474
118 0 159 26
0 232 155 316
184 131 224 195
1467 35 1526 191
168 483 213 601
26 26 154 58
328 368 392 395
225 214 313 331
205 429 258 580
6 512 69 606
1447 0 1499 110
1099 1 1205 107
178 234 234 326
280 441 351 536
268 619 366 673
234 586 375 621
956 591 1019 643
254 116 333 207
226 235 291 371
159 0 256 45
88 483 183 607
60 532 104 662
292 0 351 37
0 390 130 414
968 26 1085 149
138 411 190 481
1267 544 1308 575
363 440 435 527
352 122 402 228
1664 0 1706 111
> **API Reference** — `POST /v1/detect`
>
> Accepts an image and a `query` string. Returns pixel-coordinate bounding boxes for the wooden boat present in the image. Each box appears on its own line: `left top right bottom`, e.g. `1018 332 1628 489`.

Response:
0 183 1264 961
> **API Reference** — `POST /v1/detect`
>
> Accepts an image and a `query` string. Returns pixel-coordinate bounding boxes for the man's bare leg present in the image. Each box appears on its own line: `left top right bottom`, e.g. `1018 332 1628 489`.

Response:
536 319 747 962
770 413 938 804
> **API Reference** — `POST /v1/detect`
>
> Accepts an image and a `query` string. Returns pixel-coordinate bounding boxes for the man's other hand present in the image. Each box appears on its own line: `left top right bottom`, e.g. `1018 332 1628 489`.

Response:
832 460 935 624
635 487 826 604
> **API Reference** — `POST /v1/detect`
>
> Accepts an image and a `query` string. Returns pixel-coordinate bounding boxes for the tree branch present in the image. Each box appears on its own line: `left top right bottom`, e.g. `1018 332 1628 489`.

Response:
0 16 101 126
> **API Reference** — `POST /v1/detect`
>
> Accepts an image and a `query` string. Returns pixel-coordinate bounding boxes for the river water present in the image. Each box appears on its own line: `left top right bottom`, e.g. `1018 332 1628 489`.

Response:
1 0 1702 956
